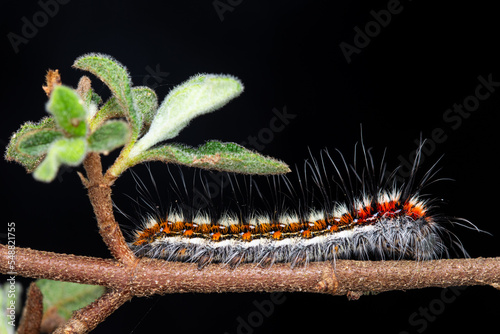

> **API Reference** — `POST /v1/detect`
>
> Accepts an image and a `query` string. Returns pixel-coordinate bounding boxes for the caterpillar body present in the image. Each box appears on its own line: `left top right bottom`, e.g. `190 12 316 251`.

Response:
128 141 469 269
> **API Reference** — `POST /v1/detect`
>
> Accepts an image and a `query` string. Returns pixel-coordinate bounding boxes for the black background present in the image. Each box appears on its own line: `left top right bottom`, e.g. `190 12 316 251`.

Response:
1 1 500 333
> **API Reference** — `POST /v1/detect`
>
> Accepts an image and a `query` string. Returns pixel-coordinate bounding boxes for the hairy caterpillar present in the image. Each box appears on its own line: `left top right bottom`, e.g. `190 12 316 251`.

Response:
126 140 474 269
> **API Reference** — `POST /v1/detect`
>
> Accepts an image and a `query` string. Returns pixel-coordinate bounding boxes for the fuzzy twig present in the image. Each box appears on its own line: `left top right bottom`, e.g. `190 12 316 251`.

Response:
81 152 136 266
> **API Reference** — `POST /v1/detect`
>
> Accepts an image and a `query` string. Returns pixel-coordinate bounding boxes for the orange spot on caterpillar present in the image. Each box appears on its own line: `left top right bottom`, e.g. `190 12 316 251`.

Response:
272 231 282 240
357 206 372 219
211 232 221 241
302 230 312 238
403 201 426 219
383 200 397 212
410 206 426 218
241 231 252 241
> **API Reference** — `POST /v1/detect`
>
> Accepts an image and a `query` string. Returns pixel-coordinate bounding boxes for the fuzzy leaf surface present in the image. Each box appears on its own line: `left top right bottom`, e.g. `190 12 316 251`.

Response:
46 85 87 137
91 87 158 133
33 137 87 182
130 74 243 156
89 97 123 131
127 140 290 175
4 117 57 172
73 53 140 137
17 129 63 156
132 86 158 132
88 120 130 153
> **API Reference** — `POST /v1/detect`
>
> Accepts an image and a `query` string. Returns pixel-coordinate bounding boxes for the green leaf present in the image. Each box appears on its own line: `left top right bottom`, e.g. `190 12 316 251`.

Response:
46 85 87 137
33 151 59 182
132 86 158 133
33 137 87 182
73 53 140 138
129 74 244 157
89 97 124 131
88 120 130 153
17 129 64 156
90 87 158 134
125 140 290 175
36 280 105 320
4 117 57 172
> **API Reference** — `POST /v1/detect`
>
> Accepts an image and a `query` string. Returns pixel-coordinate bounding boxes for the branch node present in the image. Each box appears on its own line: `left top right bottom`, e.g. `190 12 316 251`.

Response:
317 263 338 294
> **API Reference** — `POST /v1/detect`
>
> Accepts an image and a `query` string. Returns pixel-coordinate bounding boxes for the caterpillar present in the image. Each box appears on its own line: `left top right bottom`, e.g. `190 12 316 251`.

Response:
127 139 473 269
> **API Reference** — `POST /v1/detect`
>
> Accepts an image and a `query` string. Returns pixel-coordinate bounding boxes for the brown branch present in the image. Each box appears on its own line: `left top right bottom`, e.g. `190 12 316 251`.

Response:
17 282 44 334
2 245 499 297
81 153 136 266
53 289 132 334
